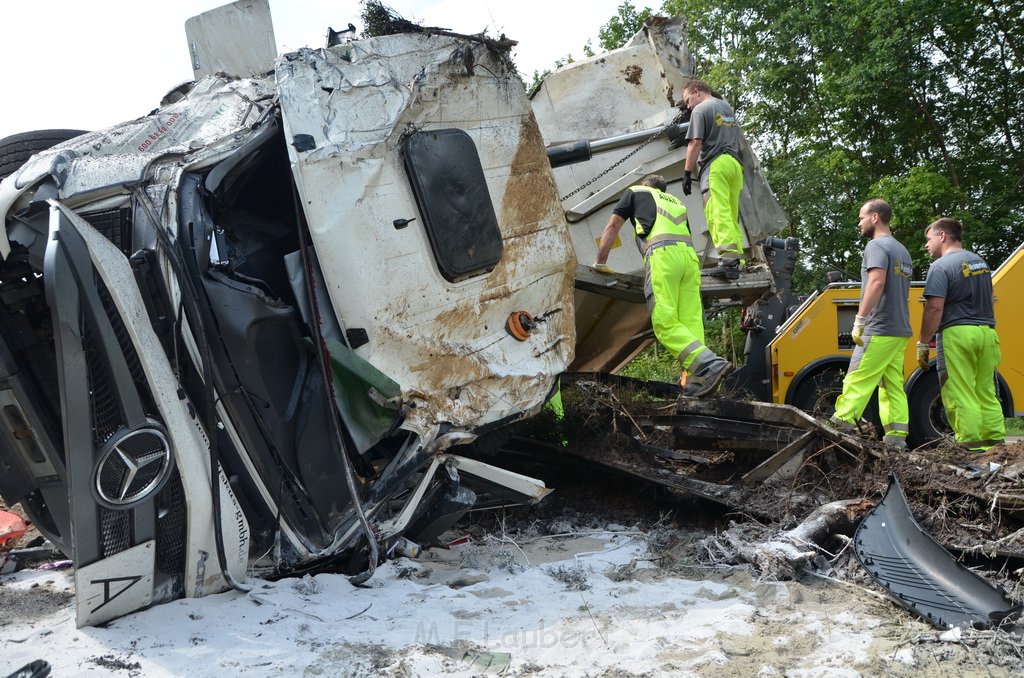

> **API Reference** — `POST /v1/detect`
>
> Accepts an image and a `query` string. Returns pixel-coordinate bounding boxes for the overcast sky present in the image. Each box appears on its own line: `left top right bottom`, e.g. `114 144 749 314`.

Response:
0 0 658 140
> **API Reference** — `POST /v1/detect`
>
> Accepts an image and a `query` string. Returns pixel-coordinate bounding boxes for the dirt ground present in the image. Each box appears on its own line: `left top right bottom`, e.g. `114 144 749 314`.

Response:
4 378 1024 675
5 475 1024 677
463 454 1024 675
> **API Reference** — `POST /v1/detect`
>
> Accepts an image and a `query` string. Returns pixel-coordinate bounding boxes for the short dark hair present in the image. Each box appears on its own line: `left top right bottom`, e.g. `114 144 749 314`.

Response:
641 174 667 191
862 198 892 224
926 217 963 242
684 78 713 96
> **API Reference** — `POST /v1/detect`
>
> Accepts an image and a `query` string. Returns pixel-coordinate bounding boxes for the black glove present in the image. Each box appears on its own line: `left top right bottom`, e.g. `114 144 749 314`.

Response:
683 170 692 196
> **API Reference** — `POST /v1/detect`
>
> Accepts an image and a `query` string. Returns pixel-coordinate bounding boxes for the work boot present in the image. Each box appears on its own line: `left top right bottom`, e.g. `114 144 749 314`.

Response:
680 358 733 398
708 257 741 280
882 434 908 451
827 416 859 434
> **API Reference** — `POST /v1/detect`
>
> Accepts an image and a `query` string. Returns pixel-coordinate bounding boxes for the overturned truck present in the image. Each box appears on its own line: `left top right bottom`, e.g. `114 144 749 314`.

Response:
0 2 575 625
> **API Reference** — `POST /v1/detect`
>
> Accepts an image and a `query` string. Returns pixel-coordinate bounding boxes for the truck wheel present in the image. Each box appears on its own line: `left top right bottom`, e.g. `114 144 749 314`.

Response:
789 364 882 436
907 370 949 447
0 129 88 180
789 366 846 418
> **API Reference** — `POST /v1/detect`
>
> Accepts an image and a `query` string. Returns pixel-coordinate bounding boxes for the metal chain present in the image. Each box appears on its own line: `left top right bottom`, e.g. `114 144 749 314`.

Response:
558 126 668 203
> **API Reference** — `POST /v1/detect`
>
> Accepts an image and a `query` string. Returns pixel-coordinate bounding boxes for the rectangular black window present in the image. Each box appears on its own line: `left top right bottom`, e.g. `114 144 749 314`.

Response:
402 129 503 282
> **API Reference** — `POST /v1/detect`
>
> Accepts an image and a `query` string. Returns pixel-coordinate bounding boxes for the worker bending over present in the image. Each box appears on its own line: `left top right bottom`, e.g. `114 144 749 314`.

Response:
593 174 732 397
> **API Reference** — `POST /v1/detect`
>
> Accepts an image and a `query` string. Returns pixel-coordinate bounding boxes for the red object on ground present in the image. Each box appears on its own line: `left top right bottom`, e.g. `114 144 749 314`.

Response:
0 509 28 549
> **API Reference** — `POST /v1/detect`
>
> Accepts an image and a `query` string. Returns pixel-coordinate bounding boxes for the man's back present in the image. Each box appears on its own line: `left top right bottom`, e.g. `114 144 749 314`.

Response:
924 250 995 329
688 97 740 167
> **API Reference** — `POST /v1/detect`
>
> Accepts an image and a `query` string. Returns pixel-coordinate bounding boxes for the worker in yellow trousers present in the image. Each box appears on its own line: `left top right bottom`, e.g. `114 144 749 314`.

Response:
592 174 732 397
831 199 913 449
917 217 1005 450
682 78 745 280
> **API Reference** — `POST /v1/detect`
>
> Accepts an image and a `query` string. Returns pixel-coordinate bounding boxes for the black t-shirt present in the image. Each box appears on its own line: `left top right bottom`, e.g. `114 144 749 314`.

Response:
613 188 658 236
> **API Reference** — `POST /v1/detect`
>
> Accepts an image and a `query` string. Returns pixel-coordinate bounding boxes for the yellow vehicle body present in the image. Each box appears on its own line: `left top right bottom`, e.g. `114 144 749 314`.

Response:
768 242 1023 444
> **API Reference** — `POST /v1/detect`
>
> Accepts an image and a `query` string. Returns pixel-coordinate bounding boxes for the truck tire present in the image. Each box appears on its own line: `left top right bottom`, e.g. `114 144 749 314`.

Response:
789 365 846 418
789 363 882 436
907 370 950 447
0 129 88 180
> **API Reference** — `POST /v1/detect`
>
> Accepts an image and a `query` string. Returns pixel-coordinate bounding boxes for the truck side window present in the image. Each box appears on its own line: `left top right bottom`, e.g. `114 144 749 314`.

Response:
402 128 503 282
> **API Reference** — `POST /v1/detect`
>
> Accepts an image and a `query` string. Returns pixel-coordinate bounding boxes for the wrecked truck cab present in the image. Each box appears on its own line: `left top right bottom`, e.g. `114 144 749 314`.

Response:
0 16 575 626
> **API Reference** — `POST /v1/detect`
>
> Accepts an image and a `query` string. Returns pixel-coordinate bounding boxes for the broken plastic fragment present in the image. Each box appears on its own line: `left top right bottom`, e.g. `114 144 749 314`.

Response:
854 473 1022 629
0 509 27 549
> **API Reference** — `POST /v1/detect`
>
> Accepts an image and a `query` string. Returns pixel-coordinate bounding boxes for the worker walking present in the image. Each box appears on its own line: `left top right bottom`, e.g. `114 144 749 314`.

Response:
830 199 913 449
592 174 732 397
917 218 1005 450
682 78 745 280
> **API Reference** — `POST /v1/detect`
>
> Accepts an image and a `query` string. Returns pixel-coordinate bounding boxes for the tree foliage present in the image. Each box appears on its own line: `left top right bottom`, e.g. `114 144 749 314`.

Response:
655 0 1024 287
598 2 655 51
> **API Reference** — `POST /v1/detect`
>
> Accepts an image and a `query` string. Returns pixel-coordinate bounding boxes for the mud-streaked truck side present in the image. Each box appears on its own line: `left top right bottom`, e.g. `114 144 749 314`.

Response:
0 0 574 626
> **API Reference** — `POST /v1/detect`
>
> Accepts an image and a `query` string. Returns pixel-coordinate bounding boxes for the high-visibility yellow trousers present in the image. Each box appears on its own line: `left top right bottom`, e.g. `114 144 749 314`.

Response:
937 325 1005 450
833 335 910 440
700 153 744 258
543 378 564 420
644 242 708 369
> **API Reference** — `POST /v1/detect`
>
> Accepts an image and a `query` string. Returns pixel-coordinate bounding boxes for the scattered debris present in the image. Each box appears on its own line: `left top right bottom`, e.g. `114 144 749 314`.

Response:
3 659 50 678
500 375 1024 635
0 510 27 550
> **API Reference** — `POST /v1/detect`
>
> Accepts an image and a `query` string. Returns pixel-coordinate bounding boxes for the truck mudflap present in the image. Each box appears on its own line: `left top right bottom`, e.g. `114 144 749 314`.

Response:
511 373 875 513
854 473 1022 630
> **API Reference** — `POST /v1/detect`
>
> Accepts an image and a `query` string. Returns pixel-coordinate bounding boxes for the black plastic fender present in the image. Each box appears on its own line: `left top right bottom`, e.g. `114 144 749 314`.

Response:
854 473 1021 629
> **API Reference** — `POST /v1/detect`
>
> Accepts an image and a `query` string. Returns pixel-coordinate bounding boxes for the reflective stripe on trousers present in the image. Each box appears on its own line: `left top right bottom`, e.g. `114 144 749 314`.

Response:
638 233 693 257
643 241 707 369
936 325 1005 448
833 335 910 435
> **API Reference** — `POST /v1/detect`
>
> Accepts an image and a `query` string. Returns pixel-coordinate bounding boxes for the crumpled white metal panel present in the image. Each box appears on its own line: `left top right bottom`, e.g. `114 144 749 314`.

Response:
185 0 277 80
277 34 576 436
0 76 277 257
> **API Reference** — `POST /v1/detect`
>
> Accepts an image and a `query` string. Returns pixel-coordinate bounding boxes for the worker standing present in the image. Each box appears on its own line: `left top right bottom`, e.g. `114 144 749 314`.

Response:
917 218 1005 450
592 174 733 397
682 78 745 280
830 199 914 449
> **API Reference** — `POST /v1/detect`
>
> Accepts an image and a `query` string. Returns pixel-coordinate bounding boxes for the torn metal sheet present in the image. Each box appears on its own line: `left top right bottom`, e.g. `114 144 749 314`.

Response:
184 0 277 79
854 473 1022 629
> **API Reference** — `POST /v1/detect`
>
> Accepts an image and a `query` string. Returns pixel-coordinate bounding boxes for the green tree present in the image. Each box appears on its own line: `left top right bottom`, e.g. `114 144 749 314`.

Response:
598 2 655 51
870 164 966 274
659 0 1024 289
